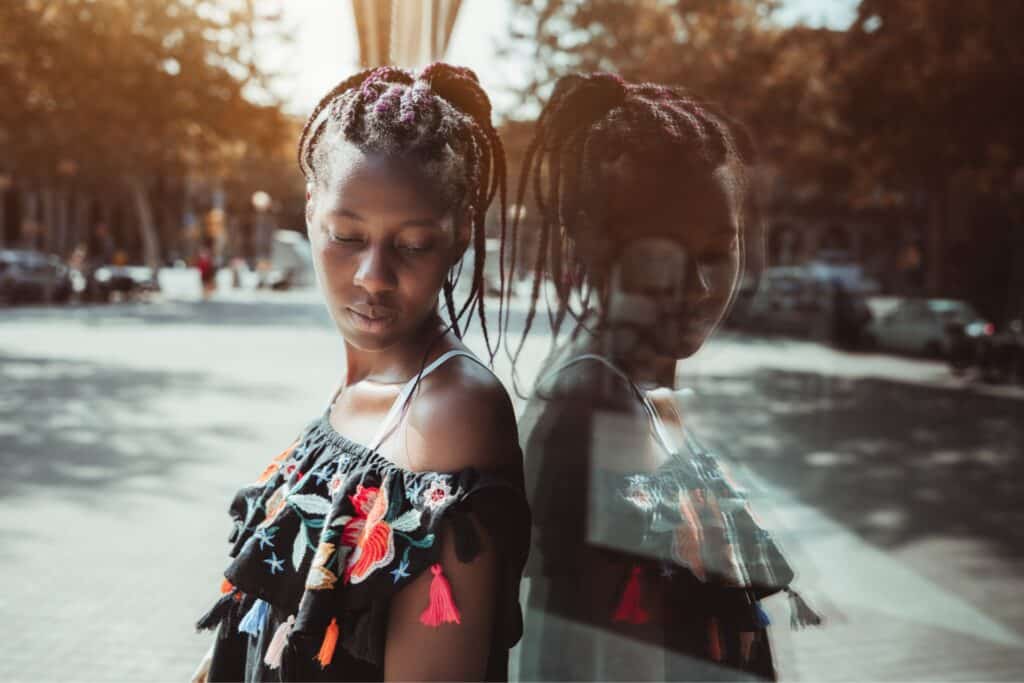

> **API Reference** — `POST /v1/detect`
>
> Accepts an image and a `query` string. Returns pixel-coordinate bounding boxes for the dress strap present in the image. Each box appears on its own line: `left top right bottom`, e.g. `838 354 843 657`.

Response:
366 349 484 451
539 353 677 455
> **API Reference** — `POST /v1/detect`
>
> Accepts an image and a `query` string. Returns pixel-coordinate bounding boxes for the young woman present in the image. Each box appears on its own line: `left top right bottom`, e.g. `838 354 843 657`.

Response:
192 64 529 683
509 73 819 681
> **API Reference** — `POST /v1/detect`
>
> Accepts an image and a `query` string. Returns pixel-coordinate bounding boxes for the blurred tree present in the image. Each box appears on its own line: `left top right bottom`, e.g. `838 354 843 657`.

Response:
836 0 1024 295
0 0 292 267
504 0 852 208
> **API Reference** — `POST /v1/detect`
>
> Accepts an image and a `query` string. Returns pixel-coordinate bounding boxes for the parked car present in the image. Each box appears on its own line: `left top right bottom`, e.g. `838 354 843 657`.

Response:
730 265 871 345
90 265 160 302
864 298 993 357
0 249 73 304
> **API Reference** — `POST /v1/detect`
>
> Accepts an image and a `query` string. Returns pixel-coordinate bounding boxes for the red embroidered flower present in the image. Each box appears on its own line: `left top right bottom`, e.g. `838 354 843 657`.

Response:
422 478 453 511
340 484 394 584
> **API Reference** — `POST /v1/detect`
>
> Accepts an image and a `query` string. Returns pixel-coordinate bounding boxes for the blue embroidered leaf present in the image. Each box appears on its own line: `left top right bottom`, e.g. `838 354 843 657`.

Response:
390 509 421 532
287 494 331 516
292 524 308 570
402 533 435 549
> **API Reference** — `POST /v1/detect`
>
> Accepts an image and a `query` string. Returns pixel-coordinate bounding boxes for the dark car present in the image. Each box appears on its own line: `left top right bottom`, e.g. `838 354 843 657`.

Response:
0 249 73 305
89 265 160 302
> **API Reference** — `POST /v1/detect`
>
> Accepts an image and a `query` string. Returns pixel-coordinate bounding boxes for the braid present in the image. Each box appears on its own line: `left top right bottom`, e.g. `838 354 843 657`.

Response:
509 72 753 389
298 63 508 362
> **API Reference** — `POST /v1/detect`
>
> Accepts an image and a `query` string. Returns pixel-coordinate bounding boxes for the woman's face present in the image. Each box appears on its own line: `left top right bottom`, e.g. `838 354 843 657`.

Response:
598 162 742 359
306 144 466 352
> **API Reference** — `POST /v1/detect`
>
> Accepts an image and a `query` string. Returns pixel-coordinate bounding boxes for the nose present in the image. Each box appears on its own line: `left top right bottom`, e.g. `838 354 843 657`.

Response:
353 245 397 295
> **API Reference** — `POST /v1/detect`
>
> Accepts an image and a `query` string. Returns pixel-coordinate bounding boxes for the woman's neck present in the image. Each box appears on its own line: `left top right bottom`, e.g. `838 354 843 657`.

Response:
574 326 677 388
343 314 448 386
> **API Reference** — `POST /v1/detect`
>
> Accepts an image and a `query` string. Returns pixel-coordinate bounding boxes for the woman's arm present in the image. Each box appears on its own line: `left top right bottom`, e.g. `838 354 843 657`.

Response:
384 517 498 681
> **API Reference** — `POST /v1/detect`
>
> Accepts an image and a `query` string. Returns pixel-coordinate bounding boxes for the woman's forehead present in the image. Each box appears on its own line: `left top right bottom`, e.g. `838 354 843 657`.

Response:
319 147 452 218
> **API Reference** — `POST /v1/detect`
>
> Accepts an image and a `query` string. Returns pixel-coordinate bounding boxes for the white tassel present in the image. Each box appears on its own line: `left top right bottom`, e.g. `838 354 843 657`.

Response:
263 614 295 670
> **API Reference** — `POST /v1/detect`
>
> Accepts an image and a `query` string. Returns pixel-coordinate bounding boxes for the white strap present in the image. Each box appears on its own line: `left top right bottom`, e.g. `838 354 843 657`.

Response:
540 353 676 454
366 349 482 451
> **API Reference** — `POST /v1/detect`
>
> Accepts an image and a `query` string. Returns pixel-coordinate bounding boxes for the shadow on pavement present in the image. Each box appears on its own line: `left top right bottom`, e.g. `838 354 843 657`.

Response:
687 369 1024 561
0 352 263 502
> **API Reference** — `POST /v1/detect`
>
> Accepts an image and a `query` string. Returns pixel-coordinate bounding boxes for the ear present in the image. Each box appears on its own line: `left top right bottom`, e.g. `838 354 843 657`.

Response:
304 184 315 231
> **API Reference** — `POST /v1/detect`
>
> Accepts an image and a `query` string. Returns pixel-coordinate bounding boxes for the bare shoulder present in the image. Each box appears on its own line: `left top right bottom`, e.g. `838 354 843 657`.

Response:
403 355 519 473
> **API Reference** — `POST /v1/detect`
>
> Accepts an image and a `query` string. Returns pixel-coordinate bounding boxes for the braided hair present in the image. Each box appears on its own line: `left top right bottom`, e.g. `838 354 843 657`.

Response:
507 72 759 380
298 64 508 360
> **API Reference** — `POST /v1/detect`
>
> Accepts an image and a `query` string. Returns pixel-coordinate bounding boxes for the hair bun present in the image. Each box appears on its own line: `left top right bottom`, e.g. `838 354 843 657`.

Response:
416 62 491 122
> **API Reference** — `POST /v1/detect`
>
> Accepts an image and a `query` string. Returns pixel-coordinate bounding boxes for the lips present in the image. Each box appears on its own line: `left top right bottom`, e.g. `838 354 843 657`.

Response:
346 305 398 334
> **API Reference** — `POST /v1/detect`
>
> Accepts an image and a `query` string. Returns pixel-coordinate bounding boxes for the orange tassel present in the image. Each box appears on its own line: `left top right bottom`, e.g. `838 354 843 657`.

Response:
708 618 724 662
220 578 233 594
419 564 462 626
613 565 650 624
314 618 339 669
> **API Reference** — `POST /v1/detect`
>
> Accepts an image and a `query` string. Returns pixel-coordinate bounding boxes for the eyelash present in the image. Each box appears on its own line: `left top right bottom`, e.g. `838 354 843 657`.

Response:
328 233 431 254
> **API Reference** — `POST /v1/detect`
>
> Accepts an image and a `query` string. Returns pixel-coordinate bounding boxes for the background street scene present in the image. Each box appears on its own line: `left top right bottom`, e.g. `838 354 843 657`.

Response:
2 283 1022 680
3 0 1024 681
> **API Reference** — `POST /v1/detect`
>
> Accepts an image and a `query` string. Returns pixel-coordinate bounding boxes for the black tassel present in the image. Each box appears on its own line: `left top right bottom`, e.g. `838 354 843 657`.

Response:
786 588 823 629
195 590 237 633
451 513 481 563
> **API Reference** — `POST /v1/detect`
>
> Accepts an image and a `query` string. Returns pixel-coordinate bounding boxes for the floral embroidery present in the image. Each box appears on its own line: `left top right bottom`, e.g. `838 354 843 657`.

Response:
341 483 396 584
422 477 453 511
254 526 277 550
264 552 285 575
624 474 656 512
328 475 343 495
306 542 339 590
255 441 299 485
260 483 290 527
390 559 411 583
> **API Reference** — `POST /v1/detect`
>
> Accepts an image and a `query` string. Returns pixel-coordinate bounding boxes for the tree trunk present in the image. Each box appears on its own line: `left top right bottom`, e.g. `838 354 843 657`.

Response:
41 185 56 253
127 175 161 273
925 176 949 296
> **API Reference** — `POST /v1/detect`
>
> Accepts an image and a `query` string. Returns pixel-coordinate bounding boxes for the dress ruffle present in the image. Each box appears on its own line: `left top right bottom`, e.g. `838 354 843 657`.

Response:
198 413 530 672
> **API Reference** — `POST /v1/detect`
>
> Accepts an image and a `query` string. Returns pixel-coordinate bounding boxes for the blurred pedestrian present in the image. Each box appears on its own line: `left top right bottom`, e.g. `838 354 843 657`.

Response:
510 73 820 681
196 239 216 300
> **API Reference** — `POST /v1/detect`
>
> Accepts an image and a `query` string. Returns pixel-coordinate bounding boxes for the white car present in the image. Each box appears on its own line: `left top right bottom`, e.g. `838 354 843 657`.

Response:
865 298 992 356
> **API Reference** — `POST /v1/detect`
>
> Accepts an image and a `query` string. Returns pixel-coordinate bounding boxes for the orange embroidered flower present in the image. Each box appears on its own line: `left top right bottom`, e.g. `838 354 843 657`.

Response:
255 441 299 484
306 542 339 590
340 484 395 584
259 483 290 527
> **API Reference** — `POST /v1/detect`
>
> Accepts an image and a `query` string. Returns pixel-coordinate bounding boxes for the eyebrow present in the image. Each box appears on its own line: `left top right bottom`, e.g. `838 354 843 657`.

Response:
330 209 442 229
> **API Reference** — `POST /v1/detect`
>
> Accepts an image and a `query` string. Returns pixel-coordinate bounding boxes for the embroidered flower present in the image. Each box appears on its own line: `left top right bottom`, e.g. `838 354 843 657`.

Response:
306 542 339 590
255 441 298 484
328 475 343 495
390 559 411 583
260 483 290 527
624 475 656 512
264 552 285 575
340 483 395 584
422 476 453 511
254 526 277 550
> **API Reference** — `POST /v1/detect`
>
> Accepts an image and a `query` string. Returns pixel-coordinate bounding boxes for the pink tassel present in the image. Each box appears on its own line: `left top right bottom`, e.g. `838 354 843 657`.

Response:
263 614 294 670
708 617 724 662
419 564 462 626
613 565 650 624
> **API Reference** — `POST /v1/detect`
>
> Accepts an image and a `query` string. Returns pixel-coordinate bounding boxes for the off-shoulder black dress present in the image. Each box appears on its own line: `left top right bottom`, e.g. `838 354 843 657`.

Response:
196 355 530 682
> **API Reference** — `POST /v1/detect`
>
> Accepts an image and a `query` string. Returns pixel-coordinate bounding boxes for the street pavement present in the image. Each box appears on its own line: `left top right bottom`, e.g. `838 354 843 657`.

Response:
1 285 1022 681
